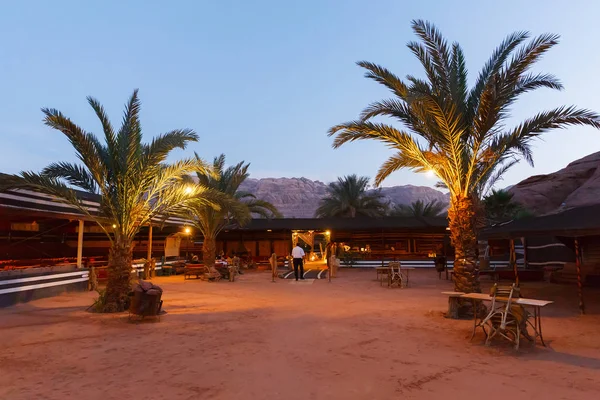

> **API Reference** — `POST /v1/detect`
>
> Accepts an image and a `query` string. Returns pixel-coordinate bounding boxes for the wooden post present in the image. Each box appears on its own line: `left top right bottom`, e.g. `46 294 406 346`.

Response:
522 237 527 268
329 250 332 283
147 225 153 261
77 220 84 268
574 238 585 315
381 229 385 267
270 253 277 282
510 239 519 286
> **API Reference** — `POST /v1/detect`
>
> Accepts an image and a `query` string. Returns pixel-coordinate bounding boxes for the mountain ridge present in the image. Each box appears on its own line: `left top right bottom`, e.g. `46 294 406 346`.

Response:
239 177 449 218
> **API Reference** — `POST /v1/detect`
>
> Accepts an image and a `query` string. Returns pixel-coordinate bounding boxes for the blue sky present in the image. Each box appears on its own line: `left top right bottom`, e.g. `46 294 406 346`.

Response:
1 0 599 190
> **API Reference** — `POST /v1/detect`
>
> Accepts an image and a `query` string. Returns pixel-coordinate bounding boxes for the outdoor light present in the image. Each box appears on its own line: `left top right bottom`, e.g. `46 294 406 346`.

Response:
184 227 191 234
267 229 272 232
112 224 117 228
325 230 331 236
425 169 436 178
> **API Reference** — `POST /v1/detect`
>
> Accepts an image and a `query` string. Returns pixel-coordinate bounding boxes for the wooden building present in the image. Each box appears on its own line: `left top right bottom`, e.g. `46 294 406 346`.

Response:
0 187 188 307
0 185 451 305
184 217 452 267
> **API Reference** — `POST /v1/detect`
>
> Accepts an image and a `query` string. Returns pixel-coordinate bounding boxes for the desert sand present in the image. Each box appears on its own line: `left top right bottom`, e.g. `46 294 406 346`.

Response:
1 269 600 400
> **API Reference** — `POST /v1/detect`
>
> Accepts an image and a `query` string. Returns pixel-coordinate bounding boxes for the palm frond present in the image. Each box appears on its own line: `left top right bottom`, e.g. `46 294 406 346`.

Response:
2 172 93 220
42 162 99 193
356 61 409 98
187 155 280 237
468 31 529 116
315 175 388 218
411 19 452 94
87 96 118 164
375 153 422 187
41 107 108 189
116 89 142 170
503 106 600 161
143 129 199 169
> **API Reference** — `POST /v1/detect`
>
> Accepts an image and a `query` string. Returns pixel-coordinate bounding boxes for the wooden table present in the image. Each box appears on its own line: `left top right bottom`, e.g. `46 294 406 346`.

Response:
376 266 416 287
376 267 389 286
460 292 553 347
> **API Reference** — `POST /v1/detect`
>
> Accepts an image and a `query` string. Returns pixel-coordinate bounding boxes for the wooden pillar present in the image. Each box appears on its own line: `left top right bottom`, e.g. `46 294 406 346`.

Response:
270 253 277 282
522 237 527 268
510 238 519 286
147 225 153 261
381 230 385 267
77 220 84 268
574 238 585 315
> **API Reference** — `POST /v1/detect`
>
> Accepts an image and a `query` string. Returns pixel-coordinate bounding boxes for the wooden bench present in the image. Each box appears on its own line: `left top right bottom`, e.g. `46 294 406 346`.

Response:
184 264 206 280
442 291 465 319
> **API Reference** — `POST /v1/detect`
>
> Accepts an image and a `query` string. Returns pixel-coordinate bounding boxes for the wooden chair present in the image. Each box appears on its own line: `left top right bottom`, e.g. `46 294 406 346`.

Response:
480 283 528 350
388 261 403 288
228 264 240 282
201 265 222 282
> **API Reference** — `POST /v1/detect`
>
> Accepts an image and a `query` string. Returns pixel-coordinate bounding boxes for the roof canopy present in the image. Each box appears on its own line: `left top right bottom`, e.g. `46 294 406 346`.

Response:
480 204 600 239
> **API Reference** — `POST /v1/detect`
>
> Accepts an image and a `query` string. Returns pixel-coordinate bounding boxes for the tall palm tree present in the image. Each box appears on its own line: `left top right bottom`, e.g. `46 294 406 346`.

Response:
483 189 531 224
329 20 600 293
0 90 212 311
315 174 388 218
190 154 281 267
390 199 447 217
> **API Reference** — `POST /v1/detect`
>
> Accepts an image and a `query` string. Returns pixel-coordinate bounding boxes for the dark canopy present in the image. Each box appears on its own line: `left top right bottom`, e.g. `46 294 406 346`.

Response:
480 204 600 239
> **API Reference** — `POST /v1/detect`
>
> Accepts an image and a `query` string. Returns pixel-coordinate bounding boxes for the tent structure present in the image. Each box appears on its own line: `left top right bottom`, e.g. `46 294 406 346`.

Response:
481 204 600 315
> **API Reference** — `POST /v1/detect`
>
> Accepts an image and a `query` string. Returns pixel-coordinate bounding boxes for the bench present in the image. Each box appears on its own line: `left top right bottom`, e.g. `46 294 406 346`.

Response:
184 264 206 280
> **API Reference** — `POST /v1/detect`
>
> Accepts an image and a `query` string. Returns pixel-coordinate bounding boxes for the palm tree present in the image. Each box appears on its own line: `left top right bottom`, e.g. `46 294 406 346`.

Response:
483 189 531 224
328 20 600 293
0 90 212 311
190 154 281 267
315 174 388 218
390 199 446 217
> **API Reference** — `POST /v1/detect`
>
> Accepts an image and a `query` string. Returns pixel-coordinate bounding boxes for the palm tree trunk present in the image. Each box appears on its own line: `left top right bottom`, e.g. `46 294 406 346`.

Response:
103 239 133 312
203 235 216 267
448 195 480 294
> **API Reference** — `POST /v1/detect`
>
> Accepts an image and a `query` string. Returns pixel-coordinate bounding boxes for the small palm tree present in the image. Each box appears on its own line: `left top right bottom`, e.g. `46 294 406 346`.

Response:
390 199 447 217
315 175 388 218
190 154 281 267
0 90 212 311
329 20 600 293
483 189 531 224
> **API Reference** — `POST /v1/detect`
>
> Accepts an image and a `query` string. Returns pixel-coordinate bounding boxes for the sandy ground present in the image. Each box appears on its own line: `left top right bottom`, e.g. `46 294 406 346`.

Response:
1 269 600 400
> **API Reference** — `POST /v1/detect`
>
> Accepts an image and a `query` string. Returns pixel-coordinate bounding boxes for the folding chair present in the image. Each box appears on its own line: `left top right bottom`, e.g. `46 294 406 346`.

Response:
480 283 529 350
388 261 403 288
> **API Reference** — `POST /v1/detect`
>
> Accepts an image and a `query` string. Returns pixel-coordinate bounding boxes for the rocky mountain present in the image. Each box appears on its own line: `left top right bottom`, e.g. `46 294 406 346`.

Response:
509 151 600 214
240 177 448 218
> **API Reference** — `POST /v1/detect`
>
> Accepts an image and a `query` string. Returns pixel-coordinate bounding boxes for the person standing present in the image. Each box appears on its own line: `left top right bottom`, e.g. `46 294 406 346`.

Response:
291 243 306 281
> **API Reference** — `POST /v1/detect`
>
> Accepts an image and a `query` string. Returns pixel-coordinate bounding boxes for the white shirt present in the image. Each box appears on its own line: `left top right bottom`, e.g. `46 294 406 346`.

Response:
291 246 305 258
